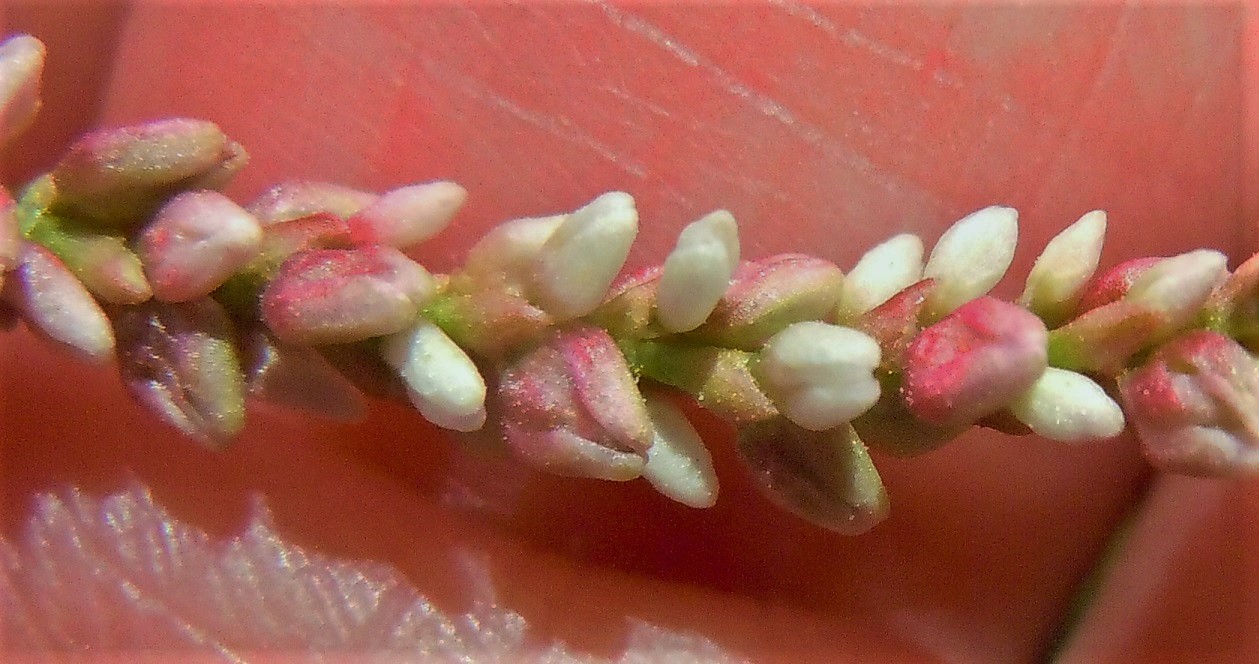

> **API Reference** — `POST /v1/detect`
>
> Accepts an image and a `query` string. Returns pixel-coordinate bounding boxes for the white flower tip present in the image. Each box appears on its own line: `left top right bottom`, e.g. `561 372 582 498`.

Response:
1126 249 1228 323
381 320 488 432
642 394 719 508
755 322 882 431
838 232 924 320
350 180 467 248
1010 367 1125 443
656 209 740 333
923 206 1018 319
0 34 45 145
532 191 638 319
1019 210 1107 320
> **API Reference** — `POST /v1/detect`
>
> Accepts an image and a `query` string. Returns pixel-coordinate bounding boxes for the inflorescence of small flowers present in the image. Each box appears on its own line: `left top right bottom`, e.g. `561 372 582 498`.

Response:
3 34 1256 534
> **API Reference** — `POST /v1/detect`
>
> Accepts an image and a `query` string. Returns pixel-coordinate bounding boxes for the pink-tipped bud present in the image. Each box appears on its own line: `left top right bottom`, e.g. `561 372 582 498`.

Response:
854 278 937 370
1047 300 1163 375
7 242 114 362
347 181 466 249
243 328 367 422
1120 330 1259 476
590 265 663 339
139 190 263 302
689 254 845 351
1075 257 1162 314
115 299 246 446
424 289 551 361
737 419 888 535
498 325 654 481
632 340 778 424
0 34 44 147
254 212 353 271
902 296 1048 427
261 246 435 345
248 180 378 225
51 118 246 226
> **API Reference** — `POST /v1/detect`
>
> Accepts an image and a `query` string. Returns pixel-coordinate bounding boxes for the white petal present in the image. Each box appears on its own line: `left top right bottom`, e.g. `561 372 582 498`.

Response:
642 393 719 508
350 181 466 249
755 322 882 431
381 320 487 432
922 206 1018 321
1010 367 1125 442
531 192 638 320
1125 249 1227 330
1019 210 1106 324
837 233 923 320
656 209 740 333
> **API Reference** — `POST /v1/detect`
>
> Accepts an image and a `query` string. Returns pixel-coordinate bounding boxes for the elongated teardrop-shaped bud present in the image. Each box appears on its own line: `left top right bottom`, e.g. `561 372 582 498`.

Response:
1075 257 1162 314
837 233 924 322
115 299 246 446
51 118 246 226
656 209 739 333
138 190 263 302
498 325 653 481
531 192 638 320
689 254 845 351
641 391 718 508
7 242 114 362
752 322 881 431
247 180 377 225
25 212 151 304
902 296 1048 427
1009 367 1124 442
0 34 44 147
381 319 487 432
458 214 565 293
261 246 435 345
737 419 888 535
1120 330 1259 476
1124 249 1227 334
922 206 1018 321
1019 210 1106 327
1047 300 1163 375
347 181 466 249
243 328 367 422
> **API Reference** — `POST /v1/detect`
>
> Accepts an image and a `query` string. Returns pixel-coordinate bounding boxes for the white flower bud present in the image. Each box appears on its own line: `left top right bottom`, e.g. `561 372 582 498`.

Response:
381 319 487 432
0 34 44 147
837 233 923 321
922 206 1018 321
656 209 740 333
1009 367 1125 442
641 392 719 508
753 322 881 431
531 192 637 320
1019 210 1106 326
348 181 466 249
1125 249 1227 332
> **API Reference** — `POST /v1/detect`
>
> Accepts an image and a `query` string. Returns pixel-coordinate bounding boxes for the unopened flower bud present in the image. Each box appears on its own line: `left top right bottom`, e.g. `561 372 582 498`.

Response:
261 246 435 345
752 322 881 431
51 118 246 226
641 391 718 508
459 214 565 293
115 299 246 446
590 265 663 339
656 209 740 333
736 419 888 535
1009 367 1124 442
25 212 151 304
922 206 1018 321
1120 330 1259 476
689 254 845 351
902 296 1048 427
1075 257 1161 313
243 328 367 422
0 34 44 147
347 181 466 249
498 325 654 481
248 180 377 224
381 319 487 432
630 340 778 424
854 278 936 370
138 190 263 302
1047 300 1163 375
1124 249 1227 333
422 289 551 361
253 212 353 271
837 233 924 322
530 192 638 320
1019 210 1106 327
7 242 114 362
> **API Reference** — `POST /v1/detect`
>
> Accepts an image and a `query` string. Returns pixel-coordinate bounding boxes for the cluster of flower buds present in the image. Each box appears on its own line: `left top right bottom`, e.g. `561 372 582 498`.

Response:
5 33 1259 535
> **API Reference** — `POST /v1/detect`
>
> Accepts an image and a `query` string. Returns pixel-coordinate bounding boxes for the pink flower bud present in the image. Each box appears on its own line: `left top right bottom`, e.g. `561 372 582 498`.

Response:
51 118 246 226
7 242 114 362
115 299 246 446
1047 300 1163 375
248 180 378 225
138 190 263 302
589 265 662 339
854 278 936 371
0 34 44 147
1120 330 1259 476
254 212 354 270
347 181 466 249
902 296 1048 427
243 328 367 422
688 253 845 351
1074 257 1161 314
498 325 654 481
736 419 888 535
261 246 435 345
